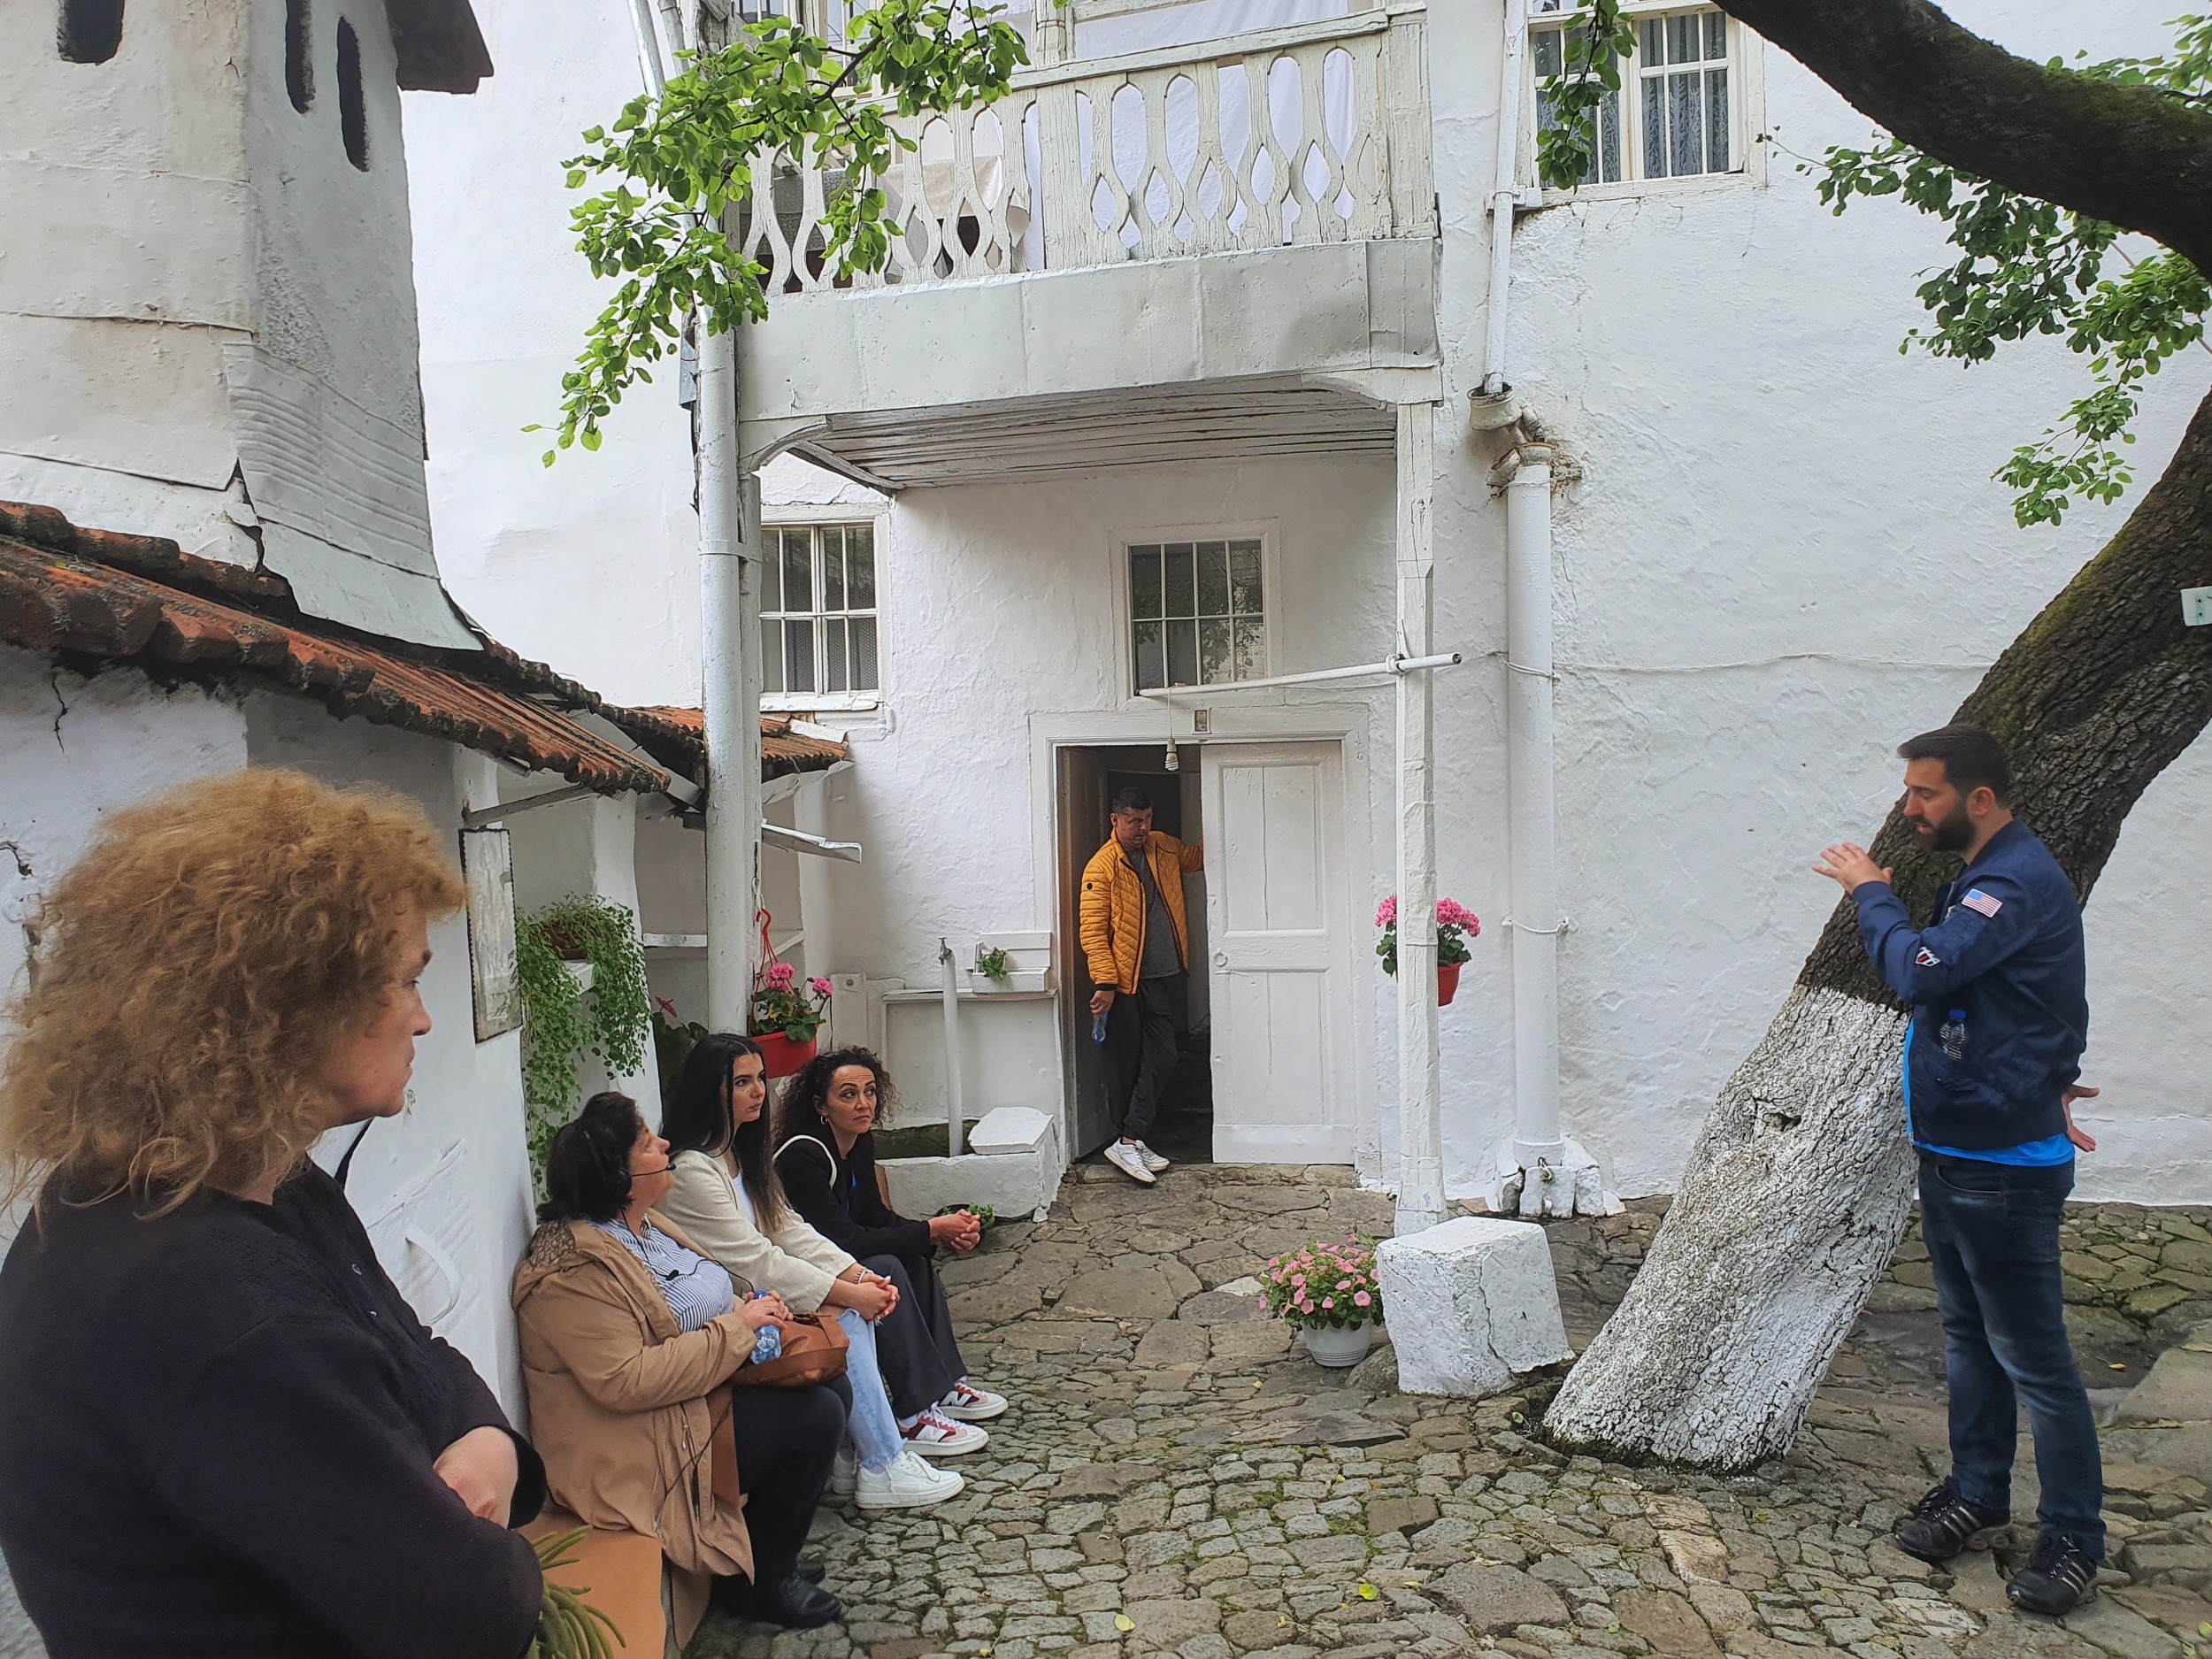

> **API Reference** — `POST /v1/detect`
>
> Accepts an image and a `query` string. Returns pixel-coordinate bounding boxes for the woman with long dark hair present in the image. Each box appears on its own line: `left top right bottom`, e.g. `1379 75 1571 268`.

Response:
657 1033 964 1509
514 1091 845 1637
772 1048 1009 1443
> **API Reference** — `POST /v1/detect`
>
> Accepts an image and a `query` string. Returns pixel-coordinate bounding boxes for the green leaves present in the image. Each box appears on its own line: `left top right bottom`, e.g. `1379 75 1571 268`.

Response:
517 896 652 1181
1532 0 1633 192
544 0 1026 459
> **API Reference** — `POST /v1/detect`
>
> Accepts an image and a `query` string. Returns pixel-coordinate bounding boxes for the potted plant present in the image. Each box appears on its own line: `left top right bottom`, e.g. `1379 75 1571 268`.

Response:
517 896 650 1183
974 945 1011 986
1263 1234 1384 1367
749 961 833 1078
1375 895 1480 1005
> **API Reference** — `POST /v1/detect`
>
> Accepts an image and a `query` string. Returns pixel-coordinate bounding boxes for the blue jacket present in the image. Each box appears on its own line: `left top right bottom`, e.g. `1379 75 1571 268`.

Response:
1850 819 2087 1152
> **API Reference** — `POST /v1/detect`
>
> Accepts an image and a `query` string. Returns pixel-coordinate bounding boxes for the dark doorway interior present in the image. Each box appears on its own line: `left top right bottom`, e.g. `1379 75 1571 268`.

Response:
1056 745 1212 1164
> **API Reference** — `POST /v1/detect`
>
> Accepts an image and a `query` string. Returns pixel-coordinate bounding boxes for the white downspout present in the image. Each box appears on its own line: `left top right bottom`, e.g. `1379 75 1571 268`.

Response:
1480 0 1530 400
1392 401 1446 1235
939 941 967 1157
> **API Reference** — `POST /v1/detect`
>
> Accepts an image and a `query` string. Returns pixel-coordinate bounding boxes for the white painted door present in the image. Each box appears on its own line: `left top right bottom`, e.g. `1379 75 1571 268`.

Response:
1202 741 1353 1163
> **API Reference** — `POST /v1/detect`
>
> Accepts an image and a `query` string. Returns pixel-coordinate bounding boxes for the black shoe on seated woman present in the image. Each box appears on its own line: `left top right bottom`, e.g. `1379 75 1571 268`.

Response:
795 1559 826 1584
734 1571 841 1628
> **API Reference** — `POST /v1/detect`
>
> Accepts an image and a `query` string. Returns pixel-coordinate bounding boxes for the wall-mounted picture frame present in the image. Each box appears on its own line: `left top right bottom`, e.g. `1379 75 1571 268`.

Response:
460 827 523 1042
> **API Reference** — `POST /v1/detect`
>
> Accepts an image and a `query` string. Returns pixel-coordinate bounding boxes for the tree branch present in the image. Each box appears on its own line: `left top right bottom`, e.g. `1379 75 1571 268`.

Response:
1719 0 2212 270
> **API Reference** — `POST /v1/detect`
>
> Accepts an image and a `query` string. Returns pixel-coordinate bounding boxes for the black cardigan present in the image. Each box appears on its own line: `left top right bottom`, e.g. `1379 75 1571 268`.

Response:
774 1132 934 1262
0 1166 543 1659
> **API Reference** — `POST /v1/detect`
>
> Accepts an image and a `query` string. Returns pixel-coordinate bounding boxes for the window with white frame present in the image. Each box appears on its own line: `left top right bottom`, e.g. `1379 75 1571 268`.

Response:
1128 538 1266 692
1531 4 1742 189
761 523 879 703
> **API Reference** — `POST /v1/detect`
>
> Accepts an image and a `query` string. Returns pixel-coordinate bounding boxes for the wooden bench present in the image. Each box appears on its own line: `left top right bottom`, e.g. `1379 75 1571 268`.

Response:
524 1509 671 1657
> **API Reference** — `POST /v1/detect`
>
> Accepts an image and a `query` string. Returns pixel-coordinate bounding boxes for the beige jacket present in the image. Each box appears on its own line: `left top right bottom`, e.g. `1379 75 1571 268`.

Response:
511 1214 756 1634
657 1149 857 1313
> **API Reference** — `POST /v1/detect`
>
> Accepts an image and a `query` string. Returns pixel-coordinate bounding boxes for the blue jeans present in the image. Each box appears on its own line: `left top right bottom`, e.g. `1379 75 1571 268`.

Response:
1917 1154 2103 1555
836 1308 905 1473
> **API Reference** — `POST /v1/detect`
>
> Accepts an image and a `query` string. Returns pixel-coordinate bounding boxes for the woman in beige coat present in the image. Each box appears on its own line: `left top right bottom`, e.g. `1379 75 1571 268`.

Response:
512 1091 845 1639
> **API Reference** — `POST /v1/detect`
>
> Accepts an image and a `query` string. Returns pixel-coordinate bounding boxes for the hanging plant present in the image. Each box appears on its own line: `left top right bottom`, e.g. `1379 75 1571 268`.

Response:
517 895 651 1177
1374 895 1480 974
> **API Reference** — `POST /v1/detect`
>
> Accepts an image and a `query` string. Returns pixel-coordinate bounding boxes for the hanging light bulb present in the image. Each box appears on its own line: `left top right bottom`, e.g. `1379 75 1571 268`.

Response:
1164 734 1180 772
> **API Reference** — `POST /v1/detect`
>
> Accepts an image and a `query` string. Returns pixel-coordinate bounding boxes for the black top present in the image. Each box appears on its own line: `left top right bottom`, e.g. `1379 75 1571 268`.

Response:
774 1131 934 1261
0 1164 544 1659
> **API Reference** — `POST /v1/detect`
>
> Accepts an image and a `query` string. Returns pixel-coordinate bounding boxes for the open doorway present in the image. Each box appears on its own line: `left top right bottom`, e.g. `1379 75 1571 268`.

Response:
1055 744 1212 1164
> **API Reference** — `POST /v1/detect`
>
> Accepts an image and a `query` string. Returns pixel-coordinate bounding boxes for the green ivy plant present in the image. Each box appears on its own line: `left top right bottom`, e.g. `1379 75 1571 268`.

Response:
516 896 652 1176
538 0 1027 464
975 945 1011 984
651 1002 710 1104
1535 6 2210 528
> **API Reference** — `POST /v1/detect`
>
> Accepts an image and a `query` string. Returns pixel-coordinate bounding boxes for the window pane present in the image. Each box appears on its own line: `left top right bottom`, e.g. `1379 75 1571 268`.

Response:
1164 544 1196 618
1598 87 1623 182
1228 541 1263 614
1133 619 1164 690
1640 18 1663 63
849 616 879 691
823 526 846 611
1166 618 1198 687
782 534 813 619
825 617 849 692
761 616 785 694
1670 69 1703 176
784 619 816 692
1642 75 1668 177
1666 13 1699 65
848 526 876 608
1705 68 1729 171
1196 541 1229 616
1130 547 1163 618
1531 26 1562 78
1233 616 1266 681
1199 618 1233 685
761 528 784 611
1703 9 1726 60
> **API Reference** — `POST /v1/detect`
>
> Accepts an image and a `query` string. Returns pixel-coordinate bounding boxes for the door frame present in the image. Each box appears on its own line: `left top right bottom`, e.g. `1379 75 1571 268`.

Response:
1031 703 1380 1171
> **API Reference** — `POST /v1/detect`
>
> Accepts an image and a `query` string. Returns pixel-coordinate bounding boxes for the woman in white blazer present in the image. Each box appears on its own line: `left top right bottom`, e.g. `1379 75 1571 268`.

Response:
657 1033 969 1511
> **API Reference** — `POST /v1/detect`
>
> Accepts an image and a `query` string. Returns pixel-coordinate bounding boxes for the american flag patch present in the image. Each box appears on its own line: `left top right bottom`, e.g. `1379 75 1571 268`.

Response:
1960 888 2003 918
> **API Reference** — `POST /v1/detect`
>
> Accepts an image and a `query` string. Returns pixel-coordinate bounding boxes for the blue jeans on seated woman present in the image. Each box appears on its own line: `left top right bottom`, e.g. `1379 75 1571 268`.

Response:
1917 1153 2103 1557
835 1308 905 1473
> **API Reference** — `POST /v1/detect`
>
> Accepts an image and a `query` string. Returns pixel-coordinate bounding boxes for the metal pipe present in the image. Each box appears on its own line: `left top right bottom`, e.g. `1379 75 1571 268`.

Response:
940 941 967 1157
459 782 600 830
1137 652 1460 700
699 325 757 1033
1481 0 1529 397
1505 445 1563 1168
629 0 669 91
1393 403 1446 1236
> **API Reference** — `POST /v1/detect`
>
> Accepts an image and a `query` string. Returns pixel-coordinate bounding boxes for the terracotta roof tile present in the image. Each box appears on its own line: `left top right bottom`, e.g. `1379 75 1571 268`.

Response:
0 503 667 797
618 705 850 777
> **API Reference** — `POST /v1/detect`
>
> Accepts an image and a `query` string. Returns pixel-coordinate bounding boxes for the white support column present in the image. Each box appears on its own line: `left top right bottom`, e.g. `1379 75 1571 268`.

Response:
700 325 759 1034
1394 401 1446 1235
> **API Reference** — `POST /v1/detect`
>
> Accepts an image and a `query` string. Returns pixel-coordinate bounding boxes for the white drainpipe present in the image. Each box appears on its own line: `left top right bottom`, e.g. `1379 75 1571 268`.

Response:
698 330 760 1033
1393 401 1446 1236
1480 0 1530 400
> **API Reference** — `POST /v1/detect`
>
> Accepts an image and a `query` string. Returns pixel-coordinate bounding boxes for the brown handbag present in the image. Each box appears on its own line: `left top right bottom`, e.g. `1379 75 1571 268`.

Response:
706 1315 851 1505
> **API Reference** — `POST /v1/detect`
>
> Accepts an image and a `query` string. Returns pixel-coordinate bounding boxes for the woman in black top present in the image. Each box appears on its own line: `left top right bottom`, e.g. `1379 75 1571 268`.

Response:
772 1048 1011 1440
0 770 544 1659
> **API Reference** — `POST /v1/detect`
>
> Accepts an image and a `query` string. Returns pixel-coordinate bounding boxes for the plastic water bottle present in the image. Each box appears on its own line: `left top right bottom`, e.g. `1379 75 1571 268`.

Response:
1092 1013 1108 1046
1939 1010 1967 1062
748 1291 783 1364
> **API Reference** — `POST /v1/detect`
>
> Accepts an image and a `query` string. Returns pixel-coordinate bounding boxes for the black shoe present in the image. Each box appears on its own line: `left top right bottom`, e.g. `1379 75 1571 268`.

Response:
795 1559 826 1585
747 1571 843 1630
2008 1530 2100 1616
1893 1478 2009 1563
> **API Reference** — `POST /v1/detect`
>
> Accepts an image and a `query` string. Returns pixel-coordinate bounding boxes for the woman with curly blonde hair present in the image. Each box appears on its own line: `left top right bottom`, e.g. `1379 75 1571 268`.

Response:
0 767 547 1659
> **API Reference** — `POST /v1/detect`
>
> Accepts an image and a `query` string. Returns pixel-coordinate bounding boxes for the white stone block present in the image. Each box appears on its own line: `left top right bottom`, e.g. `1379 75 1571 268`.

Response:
881 1150 1049 1219
1377 1217 1572 1397
967 1105 1054 1156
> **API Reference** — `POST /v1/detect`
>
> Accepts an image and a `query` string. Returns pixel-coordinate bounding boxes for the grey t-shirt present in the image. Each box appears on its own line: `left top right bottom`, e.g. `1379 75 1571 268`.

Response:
1130 847 1185 980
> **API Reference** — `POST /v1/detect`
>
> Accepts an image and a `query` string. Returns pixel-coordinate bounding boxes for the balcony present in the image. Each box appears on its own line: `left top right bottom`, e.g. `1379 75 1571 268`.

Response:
735 2 1439 488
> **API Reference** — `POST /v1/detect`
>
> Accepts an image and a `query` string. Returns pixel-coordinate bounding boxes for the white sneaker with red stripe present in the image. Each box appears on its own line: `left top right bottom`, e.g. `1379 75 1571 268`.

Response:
937 1380 1008 1423
902 1409 987 1456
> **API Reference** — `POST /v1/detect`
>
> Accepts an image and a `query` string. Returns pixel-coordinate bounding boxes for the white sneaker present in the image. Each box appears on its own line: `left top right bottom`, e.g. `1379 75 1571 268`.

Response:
856 1450 965 1511
829 1440 857 1499
902 1409 988 1456
1134 1141 1171 1172
937 1381 1008 1422
1104 1141 1156 1185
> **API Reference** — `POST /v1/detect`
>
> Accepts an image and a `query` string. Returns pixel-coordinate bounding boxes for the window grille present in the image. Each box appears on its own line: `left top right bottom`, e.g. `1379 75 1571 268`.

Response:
1128 539 1265 692
1531 4 1739 189
761 524 879 702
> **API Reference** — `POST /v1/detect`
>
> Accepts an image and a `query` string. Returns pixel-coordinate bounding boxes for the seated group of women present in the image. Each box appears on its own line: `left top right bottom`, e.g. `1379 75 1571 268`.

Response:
515 1038 1006 1632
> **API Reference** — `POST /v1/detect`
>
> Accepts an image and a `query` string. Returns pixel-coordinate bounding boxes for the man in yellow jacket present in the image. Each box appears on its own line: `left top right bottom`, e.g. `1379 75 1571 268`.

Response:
1079 787 1204 1185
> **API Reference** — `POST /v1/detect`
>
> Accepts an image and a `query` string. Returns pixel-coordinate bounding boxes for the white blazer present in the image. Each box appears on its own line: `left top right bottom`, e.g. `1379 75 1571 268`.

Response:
657 1148 860 1312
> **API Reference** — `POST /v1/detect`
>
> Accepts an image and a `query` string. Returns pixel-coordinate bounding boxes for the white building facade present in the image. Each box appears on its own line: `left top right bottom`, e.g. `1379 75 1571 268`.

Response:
404 0 2212 1210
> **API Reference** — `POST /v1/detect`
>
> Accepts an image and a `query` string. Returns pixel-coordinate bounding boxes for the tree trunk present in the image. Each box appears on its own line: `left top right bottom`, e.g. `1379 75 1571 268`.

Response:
1544 384 2212 1471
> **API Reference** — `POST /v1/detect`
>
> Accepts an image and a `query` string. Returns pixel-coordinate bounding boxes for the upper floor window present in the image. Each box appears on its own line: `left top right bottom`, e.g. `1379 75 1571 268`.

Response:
58 0 125 63
762 524 879 707
1530 4 1748 192
337 17 369 171
1129 538 1266 692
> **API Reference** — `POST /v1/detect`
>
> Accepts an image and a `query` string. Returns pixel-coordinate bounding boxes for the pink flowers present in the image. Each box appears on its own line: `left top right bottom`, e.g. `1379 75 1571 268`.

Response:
809 977 833 997
750 956 832 1043
1436 897 1480 935
1374 895 1480 974
1261 1234 1383 1333
765 961 797 987
1374 895 1398 929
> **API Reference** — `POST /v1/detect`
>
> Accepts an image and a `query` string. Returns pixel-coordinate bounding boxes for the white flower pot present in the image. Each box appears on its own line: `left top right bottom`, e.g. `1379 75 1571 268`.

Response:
1302 1322 1374 1368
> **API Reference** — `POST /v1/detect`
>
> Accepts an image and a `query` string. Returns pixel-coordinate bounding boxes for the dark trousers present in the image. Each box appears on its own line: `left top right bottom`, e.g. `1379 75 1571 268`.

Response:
1103 976 1180 1142
1918 1154 2104 1555
726 1382 844 1582
862 1252 966 1420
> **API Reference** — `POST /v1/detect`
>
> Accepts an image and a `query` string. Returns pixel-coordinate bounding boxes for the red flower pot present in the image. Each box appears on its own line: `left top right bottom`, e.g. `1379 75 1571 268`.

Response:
1437 964 1462 1007
752 1032 818 1079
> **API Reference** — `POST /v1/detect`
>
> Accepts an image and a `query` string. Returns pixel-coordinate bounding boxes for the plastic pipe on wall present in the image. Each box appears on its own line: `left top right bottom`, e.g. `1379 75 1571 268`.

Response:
940 941 967 1157
1482 0 1530 399
1504 446 1563 1167
1393 401 1447 1236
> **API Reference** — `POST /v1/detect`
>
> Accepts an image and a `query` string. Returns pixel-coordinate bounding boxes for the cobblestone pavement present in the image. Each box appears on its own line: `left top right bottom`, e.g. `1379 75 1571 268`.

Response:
693 1165 2212 1659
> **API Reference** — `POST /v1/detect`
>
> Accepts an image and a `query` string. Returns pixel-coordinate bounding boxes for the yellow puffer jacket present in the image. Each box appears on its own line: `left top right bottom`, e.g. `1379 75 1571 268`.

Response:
1079 832 1204 995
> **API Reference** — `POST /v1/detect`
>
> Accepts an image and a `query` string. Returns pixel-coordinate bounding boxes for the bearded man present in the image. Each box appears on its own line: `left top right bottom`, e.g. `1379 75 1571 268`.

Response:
1815 724 2102 1617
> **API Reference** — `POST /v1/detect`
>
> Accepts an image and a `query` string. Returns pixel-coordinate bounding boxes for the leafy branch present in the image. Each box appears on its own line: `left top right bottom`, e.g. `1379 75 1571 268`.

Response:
1531 0 1633 192
538 0 1026 464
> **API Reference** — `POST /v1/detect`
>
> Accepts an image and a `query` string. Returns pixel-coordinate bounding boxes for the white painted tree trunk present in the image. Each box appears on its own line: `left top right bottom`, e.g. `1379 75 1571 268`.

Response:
1542 985 1916 1470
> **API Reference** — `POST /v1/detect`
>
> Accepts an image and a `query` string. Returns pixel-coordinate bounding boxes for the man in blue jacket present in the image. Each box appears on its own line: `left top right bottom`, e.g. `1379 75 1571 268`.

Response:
1816 725 2102 1617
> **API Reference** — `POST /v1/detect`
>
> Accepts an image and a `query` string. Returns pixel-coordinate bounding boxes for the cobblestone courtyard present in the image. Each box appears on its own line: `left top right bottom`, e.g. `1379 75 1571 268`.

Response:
695 1165 2212 1659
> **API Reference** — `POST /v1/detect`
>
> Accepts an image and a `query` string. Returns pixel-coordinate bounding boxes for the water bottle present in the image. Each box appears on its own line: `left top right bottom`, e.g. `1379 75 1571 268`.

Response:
1092 1012 1108 1046
748 1291 783 1364
1939 1010 1967 1063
